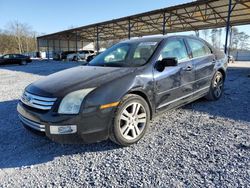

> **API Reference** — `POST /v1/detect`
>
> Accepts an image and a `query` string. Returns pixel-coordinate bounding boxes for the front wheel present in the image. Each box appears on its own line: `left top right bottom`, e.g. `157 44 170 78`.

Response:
206 71 224 101
110 94 150 146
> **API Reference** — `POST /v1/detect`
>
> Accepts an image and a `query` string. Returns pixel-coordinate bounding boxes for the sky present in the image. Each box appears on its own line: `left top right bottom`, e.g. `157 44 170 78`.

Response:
0 0 250 38
0 0 193 34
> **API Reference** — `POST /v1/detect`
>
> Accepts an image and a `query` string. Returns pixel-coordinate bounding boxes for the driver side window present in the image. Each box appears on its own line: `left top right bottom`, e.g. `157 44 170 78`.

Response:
158 39 189 62
3 55 10 59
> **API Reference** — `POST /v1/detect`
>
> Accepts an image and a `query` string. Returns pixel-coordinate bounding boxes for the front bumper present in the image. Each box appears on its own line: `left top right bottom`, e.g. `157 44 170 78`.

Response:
17 102 115 144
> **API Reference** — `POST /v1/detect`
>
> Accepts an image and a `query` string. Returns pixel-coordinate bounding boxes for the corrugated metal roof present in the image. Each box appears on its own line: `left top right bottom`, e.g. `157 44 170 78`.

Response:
38 0 250 43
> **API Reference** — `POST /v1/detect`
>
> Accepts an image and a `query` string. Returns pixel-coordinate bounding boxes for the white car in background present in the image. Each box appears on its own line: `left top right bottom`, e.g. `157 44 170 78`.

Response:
67 50 95 61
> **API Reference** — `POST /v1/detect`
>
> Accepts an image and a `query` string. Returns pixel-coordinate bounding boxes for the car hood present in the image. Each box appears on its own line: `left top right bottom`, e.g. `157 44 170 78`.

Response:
26 66 135 97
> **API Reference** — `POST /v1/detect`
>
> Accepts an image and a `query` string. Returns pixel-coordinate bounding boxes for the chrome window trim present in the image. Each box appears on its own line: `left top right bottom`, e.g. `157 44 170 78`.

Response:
157 75 212 95
189 53 214 61
157 86 209 109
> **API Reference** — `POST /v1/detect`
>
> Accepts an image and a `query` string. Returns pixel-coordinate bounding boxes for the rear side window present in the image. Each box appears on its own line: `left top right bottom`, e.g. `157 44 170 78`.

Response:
14 54 22 58
187 39 211 58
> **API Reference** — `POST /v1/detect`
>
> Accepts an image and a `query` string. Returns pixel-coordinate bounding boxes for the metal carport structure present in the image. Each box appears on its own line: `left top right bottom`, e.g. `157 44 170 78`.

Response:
37 0 250 55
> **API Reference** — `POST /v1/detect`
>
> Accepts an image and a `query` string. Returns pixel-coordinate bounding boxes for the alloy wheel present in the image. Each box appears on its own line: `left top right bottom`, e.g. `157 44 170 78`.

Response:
213 73 223 98
118 102 147 140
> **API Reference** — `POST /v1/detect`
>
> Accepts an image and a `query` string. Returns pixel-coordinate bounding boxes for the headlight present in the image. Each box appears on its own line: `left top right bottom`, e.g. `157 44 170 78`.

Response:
58 88 95 114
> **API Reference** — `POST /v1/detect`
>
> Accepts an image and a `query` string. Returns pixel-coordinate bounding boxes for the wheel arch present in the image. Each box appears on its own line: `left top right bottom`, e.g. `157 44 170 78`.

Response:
127 90 153 120
217 68 226 81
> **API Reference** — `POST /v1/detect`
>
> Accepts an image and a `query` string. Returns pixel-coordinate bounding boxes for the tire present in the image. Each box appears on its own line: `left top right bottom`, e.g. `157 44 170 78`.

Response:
110 94 150 146
19 60 27 65
206 71 224 101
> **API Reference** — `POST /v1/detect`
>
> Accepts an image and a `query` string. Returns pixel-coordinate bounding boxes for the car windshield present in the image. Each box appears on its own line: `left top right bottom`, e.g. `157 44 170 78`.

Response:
88 41 160 67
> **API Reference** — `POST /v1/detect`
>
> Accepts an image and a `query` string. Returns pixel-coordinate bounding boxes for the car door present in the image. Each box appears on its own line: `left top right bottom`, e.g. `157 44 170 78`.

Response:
185 38 215 96
12 54 20 64
153 37 195 112
9 54 17 64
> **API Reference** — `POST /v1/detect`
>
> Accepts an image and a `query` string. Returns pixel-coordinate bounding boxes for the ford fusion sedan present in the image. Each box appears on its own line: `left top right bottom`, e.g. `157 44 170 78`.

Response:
17 36 227 146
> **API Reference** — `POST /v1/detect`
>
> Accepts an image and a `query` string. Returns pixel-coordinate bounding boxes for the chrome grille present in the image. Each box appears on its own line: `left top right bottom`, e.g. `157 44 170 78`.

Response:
21 91 57 110
19 114 45 132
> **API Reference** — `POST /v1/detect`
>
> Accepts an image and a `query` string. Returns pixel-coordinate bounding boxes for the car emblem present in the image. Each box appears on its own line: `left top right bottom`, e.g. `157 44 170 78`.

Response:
22 93 33 104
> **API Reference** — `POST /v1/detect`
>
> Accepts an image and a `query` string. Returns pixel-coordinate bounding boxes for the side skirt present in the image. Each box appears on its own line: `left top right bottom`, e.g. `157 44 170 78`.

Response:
153 86 209 118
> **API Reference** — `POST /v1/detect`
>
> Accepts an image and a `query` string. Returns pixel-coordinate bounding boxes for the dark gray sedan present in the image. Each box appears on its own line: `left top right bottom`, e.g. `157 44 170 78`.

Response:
17 35 227 146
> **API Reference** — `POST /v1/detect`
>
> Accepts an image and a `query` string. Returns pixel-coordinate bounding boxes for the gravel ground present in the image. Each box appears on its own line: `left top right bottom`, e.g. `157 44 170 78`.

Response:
0 61 249 187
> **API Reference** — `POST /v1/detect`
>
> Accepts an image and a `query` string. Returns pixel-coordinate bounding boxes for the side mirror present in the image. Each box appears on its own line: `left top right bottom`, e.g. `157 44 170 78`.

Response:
155 57 178 72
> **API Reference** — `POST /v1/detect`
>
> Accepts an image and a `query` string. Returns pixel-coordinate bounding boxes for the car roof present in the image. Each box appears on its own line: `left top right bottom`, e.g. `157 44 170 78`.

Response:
3 53 23 56
121 35 205 44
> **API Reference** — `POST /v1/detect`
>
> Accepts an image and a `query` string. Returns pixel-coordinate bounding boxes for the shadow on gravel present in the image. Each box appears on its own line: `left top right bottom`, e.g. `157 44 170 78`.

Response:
0 99 119 169
0 61 80 76
184 67 250 123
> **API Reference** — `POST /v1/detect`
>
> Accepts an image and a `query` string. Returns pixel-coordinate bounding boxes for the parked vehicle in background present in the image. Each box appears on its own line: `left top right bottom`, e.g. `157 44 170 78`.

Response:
52 51 62 61
67 50 95 61
86 51 104 62
228 55 235 63
60 51 76 60
17 35 227 146
0 54 32 65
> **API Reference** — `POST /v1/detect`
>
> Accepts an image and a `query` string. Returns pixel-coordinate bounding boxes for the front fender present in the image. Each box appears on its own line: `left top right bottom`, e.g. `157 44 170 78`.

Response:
83 66 154 109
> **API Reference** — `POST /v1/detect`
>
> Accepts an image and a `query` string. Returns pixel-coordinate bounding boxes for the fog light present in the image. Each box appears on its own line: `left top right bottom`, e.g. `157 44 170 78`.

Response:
50 125 77 134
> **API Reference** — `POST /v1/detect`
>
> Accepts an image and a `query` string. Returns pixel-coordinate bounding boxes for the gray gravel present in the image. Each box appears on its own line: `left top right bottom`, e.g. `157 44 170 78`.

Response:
0 61 249 187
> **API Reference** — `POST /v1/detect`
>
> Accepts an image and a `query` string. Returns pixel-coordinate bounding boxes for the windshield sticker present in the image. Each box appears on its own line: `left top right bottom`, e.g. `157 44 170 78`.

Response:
138 42 158 46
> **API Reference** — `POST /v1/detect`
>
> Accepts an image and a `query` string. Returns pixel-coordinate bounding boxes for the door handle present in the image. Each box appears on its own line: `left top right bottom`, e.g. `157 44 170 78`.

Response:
184 65 193 71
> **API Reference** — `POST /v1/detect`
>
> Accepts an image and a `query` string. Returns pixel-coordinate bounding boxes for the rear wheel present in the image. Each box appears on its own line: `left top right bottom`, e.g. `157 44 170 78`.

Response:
110 94 150 146
19 60 27 65
206 71 224 101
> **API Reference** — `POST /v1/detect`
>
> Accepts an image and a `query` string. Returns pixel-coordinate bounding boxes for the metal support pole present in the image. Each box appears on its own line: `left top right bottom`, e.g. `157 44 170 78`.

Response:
47 40 49 60
224 0 232 54
128 18 131 39
53 40 55 51
37 39 40 52
36 39 40 58
75 32 78 53
96 26 99 52
67 39 70 51
163 12 166 35
59 40 61 51
228 26 233 56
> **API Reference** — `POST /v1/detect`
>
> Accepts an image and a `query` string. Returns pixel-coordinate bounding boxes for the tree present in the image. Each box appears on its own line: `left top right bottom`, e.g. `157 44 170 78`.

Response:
202 29 209 41
210 29 220 49
231 27 240 50
230 27 250 50
238 32 250 50
0 20 38 54
218 28 222 49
